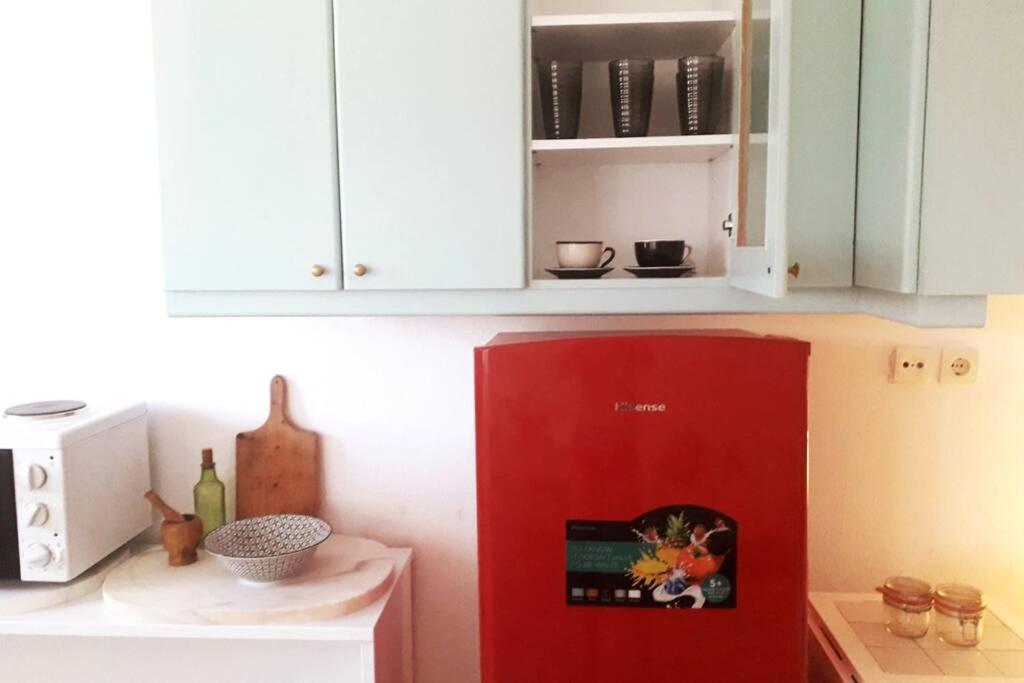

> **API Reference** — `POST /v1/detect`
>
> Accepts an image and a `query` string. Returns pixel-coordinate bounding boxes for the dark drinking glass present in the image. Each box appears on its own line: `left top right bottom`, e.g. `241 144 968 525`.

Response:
537 60 583 140
608 58 654 138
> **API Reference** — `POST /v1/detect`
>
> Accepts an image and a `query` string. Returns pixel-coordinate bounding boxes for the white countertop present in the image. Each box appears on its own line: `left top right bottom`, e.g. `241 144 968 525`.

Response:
0 547 411 642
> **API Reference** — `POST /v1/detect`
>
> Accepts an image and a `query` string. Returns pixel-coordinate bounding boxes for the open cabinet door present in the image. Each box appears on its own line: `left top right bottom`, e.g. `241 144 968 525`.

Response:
728 0 789 297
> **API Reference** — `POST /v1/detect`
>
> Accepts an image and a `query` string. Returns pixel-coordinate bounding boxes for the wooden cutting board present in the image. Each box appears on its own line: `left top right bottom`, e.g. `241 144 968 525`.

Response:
236 375 320 519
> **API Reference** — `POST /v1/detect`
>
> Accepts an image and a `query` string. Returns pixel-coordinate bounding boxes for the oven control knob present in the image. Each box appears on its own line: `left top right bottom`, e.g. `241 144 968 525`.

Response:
23 503 49 527
23 543 52 568
25 464 47 490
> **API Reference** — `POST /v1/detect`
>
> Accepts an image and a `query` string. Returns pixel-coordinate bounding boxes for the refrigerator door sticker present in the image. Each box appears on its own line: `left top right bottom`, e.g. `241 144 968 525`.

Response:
565 505 737 609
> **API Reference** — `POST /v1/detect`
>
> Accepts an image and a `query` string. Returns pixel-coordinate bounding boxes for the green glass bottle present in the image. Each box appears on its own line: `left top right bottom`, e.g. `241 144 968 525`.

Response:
193 448 226 539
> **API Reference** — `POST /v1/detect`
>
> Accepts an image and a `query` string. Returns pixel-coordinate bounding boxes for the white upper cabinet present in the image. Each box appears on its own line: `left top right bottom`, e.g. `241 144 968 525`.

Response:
152 0 342 291
856 0 1024 296
333 0 526 290
151 0 993 326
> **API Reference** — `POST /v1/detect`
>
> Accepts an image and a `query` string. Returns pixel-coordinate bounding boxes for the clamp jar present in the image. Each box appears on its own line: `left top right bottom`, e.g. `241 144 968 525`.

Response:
877 576 933 638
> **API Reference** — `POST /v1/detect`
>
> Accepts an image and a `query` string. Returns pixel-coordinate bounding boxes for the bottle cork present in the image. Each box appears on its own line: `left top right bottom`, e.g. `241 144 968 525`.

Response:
201 448 214 469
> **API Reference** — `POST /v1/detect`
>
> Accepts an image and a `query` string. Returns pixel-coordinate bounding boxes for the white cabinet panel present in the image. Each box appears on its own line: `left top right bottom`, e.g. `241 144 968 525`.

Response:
857 0 1024 296
153 0 342 292
854 0 930 294
918 0 1024 295
784 0 859 289
333 0 526 290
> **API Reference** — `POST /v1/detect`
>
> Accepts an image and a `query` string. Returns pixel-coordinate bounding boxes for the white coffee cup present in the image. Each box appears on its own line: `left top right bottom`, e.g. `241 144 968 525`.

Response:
556 241 616 269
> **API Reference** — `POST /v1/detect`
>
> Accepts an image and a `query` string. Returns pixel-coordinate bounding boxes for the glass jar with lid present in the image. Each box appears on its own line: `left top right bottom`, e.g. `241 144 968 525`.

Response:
934 583 986 646
877 576 933 638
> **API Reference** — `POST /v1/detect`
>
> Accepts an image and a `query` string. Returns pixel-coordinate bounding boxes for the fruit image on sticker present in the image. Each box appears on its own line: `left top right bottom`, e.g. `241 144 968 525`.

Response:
627 551 672 589
566 505 737 609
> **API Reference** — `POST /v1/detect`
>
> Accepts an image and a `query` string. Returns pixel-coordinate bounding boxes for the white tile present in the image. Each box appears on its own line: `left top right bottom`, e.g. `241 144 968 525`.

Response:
918 624 964 651
868 646 943 675
978 615 1024 652
837 601 885 624
984 650 1024 677
850 622 921 649
926 649 1003 677
916 615 1024 652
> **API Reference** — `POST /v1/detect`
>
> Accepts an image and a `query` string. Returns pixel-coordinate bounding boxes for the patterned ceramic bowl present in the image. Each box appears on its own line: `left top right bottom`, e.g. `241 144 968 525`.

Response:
204 514 332 582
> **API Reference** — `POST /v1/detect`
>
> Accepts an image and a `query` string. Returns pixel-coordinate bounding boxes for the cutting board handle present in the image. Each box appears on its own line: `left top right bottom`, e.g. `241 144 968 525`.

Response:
268 375 287 424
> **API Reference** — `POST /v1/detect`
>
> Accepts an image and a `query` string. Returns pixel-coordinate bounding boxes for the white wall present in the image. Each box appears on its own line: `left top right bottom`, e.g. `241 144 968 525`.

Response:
2 3 1024 683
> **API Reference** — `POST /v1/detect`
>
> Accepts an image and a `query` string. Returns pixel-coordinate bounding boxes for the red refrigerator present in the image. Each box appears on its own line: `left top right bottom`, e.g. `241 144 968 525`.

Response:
475 331 809 682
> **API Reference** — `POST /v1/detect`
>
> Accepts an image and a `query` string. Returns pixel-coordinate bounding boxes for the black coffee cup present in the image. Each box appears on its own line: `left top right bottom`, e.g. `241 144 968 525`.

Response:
635 240 692 267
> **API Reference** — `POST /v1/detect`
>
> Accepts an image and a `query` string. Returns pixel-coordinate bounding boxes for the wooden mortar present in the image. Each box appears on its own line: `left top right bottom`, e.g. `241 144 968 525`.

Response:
160 514 204 567
145 490 203 567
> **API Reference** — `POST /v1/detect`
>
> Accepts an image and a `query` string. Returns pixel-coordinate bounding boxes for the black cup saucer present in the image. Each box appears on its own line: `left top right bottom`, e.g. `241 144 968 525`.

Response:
624 265 695 279
545 266 614 280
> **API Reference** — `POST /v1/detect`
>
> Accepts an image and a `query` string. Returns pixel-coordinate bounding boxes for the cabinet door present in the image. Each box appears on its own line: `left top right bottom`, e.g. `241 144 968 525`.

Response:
858 0 1024 296
784 0 860 289
333 0 526 290
854 0 930 293
153 0 341 291
730 0 859 296
728 0 790 298
917 0 1024 295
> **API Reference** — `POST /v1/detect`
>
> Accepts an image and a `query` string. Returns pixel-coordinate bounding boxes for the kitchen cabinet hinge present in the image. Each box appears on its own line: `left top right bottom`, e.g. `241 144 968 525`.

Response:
721 213 735 237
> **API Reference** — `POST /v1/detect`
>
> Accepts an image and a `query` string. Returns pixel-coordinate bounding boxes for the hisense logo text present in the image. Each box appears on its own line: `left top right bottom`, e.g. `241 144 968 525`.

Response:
614 402 667 413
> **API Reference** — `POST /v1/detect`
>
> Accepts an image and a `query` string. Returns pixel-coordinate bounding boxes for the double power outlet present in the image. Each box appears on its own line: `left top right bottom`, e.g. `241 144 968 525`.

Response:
889 346 980 384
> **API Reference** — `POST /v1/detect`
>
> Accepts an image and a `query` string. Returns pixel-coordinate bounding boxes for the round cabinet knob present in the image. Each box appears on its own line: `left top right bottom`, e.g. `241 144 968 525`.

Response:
23 543 52 568
788 262 801 279
353 263 368 277
25 464 47 491
311 264 326 278
23 503 49 527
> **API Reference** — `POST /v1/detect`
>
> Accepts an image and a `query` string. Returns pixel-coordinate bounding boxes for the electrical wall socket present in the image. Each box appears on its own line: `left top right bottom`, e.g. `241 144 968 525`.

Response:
889 346 931 384
940 347 979 384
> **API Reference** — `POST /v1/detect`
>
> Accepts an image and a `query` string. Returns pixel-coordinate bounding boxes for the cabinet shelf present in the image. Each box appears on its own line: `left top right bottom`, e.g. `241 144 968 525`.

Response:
532 11 736 62
531 276 726 289
532 135 734 166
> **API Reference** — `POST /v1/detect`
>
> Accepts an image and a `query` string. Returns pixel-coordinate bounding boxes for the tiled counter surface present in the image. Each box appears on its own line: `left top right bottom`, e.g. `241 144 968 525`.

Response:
811 592 1024 681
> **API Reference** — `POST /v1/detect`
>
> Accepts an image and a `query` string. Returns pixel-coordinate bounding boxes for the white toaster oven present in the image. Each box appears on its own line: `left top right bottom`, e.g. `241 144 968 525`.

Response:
0 401 151 582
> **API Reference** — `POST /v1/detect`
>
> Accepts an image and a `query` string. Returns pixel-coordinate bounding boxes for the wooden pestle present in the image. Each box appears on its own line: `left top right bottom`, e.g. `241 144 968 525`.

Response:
144 490 186 523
